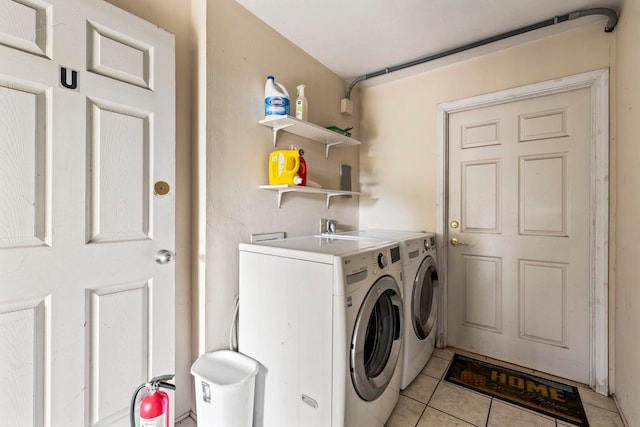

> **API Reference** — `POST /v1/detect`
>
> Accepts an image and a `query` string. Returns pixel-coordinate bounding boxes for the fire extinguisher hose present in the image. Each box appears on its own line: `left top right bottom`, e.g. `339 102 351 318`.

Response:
130 383 147 427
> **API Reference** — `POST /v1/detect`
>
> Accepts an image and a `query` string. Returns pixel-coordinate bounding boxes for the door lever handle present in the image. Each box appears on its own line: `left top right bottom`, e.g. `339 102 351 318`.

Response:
450 238 467 247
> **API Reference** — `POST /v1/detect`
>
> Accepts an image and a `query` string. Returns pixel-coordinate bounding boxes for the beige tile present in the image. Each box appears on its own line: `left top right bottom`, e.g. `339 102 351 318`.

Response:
416 407 475 427
583 403 625 427
432 347 456 361
428 381 491 426
422 355 450 380
385 395 426 427
401 373 439 404
578 387 618 412
487 400 555 427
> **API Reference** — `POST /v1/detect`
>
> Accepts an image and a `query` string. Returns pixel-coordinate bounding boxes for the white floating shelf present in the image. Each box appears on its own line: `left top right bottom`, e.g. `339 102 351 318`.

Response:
260 185 360 208
259 116 360 158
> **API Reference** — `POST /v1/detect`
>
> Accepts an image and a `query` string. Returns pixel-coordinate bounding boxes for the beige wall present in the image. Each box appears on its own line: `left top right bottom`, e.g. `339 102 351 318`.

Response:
359 23 613 232
203 0 360 350
103 0 193 418
359 15 640 424
614 0 640 424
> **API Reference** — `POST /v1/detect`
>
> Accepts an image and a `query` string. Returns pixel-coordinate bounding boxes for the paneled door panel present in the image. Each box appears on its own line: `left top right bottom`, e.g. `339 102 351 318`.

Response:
447 88 590 383
0 0 175 426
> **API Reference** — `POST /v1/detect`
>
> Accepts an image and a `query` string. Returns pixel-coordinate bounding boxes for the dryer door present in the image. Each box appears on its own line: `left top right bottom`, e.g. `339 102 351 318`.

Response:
350 275 403 401
412 256 439 340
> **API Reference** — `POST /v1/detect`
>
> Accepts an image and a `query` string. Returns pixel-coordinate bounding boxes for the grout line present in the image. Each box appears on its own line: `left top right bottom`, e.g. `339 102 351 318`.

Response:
399 392 431 406
583 401 623 414
484 398 493 427
414 403 427 427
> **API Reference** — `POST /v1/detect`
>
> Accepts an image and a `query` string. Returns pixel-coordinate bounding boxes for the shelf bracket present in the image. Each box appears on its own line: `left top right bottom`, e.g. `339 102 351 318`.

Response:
325 192 344 209
275 187 298 208
270 123 295 146
325 142 342 159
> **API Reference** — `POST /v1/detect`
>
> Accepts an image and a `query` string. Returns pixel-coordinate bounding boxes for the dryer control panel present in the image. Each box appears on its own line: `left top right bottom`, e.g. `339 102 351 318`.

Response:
424 235 436 250
406 236 436 263
343 245 402 288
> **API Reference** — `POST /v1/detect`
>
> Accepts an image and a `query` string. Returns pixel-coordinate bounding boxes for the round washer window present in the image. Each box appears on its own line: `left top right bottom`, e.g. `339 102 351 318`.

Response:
351 276 403 401
412 256 439 340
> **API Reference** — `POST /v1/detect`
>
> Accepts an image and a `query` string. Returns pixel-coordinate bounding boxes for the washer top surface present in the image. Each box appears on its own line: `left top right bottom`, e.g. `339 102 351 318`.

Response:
239 235 396 264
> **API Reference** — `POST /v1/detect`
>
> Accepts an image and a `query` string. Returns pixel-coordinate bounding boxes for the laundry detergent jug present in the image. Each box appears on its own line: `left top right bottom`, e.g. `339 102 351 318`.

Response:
269 149 305 185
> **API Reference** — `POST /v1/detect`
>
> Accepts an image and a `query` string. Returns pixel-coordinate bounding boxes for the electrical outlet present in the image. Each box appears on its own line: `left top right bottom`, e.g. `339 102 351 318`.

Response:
340 98 353 115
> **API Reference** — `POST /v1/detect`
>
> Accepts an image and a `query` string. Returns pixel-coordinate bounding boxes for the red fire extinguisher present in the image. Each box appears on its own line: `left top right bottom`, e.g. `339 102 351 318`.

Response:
130 375 175 427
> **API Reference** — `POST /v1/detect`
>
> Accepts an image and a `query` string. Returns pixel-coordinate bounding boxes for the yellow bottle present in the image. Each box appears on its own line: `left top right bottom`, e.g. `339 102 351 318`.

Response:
269 149 302 185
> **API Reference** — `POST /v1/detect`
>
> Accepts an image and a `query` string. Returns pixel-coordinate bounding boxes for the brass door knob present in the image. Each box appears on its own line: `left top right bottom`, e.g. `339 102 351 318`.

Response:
450 238 466 247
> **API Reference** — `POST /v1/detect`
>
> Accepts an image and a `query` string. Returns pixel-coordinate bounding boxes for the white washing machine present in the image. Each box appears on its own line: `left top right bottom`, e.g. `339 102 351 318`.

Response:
238 235 403 427
327 230 439 390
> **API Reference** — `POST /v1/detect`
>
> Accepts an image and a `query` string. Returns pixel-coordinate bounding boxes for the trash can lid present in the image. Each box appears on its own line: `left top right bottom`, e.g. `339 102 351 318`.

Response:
191 350 259 385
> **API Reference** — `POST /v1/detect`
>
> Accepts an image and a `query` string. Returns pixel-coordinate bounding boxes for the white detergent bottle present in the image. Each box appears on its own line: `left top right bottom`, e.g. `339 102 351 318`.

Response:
295 84 308 121
264 76 290 118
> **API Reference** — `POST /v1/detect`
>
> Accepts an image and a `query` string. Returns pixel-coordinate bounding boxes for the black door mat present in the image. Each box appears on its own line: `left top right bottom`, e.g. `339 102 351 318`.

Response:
444 353 589 426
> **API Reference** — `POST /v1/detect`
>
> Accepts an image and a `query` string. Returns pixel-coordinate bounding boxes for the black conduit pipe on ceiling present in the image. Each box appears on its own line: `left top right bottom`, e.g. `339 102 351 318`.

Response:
345 7 618 99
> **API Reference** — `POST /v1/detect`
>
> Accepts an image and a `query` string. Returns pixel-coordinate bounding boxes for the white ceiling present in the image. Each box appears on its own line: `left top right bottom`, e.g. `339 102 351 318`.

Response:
235 0 621 87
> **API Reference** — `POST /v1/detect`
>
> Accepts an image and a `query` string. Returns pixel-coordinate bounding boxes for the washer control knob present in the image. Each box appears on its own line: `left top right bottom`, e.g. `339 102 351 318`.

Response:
424 237 435 250
377 253 387 269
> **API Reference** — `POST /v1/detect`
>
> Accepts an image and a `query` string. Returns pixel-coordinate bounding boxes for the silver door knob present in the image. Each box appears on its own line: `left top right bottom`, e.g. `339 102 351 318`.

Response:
155 249 175 264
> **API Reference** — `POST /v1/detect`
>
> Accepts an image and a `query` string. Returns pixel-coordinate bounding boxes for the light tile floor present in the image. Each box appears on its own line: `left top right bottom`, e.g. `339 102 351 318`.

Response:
175 416 197 427
386 347 626 427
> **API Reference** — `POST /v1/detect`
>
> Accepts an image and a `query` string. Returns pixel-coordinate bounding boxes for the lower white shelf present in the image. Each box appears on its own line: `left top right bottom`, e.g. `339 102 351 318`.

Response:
259 185 360 208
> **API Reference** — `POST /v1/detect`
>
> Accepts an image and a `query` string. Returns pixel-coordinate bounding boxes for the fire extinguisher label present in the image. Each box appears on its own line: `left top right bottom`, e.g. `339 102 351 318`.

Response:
202 381 211 403
140 414 166 427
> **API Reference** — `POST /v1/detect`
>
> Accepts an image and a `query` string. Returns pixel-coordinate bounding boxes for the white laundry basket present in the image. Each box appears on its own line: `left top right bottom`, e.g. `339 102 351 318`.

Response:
191 350 259 427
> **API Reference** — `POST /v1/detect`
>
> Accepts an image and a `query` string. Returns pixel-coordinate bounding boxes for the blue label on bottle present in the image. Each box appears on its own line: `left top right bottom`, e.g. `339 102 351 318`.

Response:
265 96 290 116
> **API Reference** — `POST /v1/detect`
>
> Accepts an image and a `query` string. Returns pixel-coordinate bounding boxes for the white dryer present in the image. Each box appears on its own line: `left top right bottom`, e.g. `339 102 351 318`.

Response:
238 236 403 427
328 230 439 389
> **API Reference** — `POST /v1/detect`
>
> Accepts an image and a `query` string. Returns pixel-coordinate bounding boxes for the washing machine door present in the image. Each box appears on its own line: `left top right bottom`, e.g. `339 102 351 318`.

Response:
350 275 403 401
412 255 439 340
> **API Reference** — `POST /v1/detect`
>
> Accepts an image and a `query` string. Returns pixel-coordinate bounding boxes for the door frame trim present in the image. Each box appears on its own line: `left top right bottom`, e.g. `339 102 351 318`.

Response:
435 69 609 394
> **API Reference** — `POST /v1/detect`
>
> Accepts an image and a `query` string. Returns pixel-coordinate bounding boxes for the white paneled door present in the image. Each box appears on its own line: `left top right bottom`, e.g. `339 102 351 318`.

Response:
447 88 591 383
0 1 175 426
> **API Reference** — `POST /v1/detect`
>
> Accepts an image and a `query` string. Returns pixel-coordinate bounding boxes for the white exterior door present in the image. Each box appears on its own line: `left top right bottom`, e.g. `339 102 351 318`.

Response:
446 87 592 383
0 1 175 426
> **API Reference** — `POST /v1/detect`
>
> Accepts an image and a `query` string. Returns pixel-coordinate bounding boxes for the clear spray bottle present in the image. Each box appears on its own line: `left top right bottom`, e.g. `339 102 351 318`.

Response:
295 84 308 121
